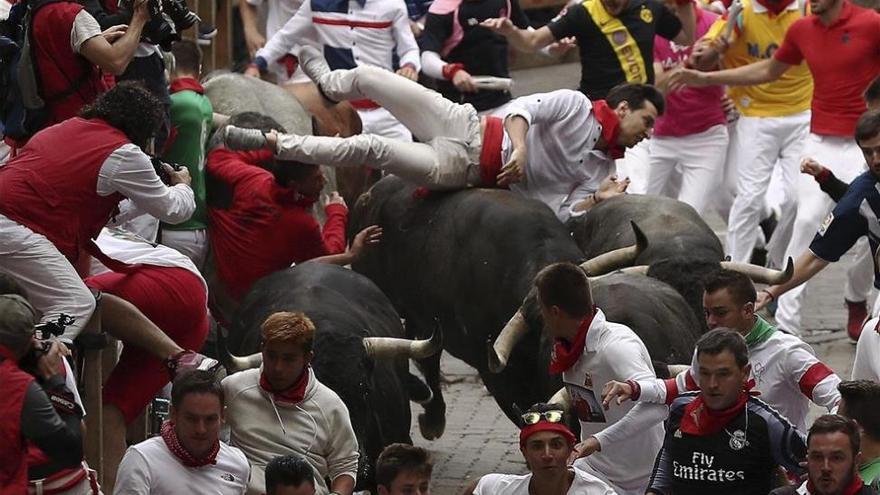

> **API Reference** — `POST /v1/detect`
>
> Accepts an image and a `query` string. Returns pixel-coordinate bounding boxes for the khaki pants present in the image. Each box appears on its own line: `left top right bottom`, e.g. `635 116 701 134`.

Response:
275 65 483 190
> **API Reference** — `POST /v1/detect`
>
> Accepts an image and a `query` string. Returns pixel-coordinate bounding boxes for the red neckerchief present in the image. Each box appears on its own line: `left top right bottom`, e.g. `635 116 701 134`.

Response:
160 420 219 468
754 0 795 15
259 366 310 405
548 308 596 375
680 383 758 436
169 77 205 95
591 100 625 159
808 474 865 495
0 344 18 362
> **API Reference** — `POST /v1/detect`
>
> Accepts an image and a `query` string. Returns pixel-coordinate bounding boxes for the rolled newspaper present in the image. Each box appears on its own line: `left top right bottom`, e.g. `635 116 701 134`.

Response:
471 76 514 92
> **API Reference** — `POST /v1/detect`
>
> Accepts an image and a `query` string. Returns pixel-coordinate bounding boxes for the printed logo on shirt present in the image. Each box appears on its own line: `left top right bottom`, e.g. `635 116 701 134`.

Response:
640 6 653 23
841 31 850 44
728 430 749 450
673 452 746 483
818 212 834 236
566 382 607 423
220 473 236 482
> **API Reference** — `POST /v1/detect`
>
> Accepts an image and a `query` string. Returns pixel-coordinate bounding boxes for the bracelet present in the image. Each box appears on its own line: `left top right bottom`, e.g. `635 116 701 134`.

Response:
625 379 641 401
442 63 465 80
761 288 776 302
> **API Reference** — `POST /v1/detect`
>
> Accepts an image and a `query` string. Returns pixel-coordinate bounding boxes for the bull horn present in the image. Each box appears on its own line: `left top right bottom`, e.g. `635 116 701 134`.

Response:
589 265 650 281
363 331 441 360
720 257 794 285
226 352 263 373
579 221 648 276
488 310 529 374
548 387 572 411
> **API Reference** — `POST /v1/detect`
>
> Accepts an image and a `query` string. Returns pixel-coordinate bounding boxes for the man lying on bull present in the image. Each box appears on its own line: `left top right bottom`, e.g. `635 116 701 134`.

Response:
222 45 663 223
530 262 668 495
602 268 841 434
464 403 616 495
222 311 359 495
205 112 382 323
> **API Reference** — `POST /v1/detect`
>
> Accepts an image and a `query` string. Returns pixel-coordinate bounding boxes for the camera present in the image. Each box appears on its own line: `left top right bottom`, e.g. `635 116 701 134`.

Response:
151 157 184 185
18 314 75 373
119 0 200 50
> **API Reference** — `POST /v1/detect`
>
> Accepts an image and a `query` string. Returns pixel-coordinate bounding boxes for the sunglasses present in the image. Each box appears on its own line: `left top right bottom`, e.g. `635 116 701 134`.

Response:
521 410 565 425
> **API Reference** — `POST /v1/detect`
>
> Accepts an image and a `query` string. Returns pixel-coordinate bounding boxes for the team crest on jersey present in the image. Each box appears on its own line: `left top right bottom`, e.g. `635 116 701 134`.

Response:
729 430 749 450
221 473 236 482
584 372 593 387
818 212 834 236
640 6 653 23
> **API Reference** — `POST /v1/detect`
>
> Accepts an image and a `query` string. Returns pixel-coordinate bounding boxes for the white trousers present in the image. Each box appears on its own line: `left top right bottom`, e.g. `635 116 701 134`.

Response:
275 65 482 189
358 106 413 142
160 228 209 272
776 133 873 334
0 215 95 342
726 112 809 263
646 124 729 215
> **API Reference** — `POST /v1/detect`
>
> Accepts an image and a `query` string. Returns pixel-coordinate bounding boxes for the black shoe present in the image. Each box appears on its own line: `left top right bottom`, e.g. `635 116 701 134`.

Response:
198 21 218 40
164 0 200 32
760 208 779 243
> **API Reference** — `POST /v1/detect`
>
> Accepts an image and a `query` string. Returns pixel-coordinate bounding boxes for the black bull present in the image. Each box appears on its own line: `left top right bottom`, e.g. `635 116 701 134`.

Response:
349 176 703 433
224 262 438 490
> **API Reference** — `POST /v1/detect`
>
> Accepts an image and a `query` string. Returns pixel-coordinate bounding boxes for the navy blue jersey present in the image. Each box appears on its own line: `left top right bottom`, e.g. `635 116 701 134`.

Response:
647 393 806 495
810 171 880 288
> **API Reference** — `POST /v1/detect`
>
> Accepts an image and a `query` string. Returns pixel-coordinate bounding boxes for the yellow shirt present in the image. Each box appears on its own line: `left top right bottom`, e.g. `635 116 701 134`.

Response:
704 0 813 117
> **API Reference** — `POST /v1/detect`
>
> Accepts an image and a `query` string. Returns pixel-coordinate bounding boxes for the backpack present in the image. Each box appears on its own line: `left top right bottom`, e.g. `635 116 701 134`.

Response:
0 0 86 140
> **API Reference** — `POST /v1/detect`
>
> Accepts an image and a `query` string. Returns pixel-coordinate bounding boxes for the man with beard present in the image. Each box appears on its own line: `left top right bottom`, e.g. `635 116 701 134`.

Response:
770 415 878 495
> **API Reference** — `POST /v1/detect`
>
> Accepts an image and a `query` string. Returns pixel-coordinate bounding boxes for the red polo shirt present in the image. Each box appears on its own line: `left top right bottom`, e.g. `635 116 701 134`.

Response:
774 1 880 137
207 148 348 300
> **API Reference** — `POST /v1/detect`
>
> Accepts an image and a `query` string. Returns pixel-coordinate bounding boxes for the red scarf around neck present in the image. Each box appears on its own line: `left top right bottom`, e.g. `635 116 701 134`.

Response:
0 344 19 362
169 77 205 95
591 100 625 159
807 475 865 495
680 382 758 436
259 366 310 405
548 308 596 375
160 420 219 468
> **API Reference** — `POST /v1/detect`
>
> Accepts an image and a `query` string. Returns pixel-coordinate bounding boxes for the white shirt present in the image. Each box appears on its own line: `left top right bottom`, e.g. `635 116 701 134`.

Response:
502 90 614 223
90 228 206 290
222 368 359 495
636 328 840 432
561 309 666 494
257 0 421 74
113 437 250 495
853 317 880 381
247 0 305 41
473 469 617 495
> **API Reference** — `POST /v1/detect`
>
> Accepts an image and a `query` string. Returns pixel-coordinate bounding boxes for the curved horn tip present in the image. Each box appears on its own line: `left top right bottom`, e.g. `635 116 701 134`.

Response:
630 221 648 252
487 341 507 373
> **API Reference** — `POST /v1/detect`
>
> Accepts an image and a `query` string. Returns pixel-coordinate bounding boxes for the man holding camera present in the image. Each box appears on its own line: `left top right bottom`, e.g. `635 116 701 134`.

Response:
0 83 195 357
0 289 87 493
28 0 147 138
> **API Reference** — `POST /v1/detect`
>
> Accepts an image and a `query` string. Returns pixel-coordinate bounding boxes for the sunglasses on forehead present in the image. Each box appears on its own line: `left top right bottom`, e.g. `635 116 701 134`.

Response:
521 410 565 425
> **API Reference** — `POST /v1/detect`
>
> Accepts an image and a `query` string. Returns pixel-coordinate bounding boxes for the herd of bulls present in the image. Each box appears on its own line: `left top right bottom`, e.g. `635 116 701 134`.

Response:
205 74 793 491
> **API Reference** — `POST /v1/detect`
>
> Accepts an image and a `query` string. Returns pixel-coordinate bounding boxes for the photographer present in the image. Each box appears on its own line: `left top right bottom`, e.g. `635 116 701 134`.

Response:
27 0 149 137
0 82 195 351
0 289 85 493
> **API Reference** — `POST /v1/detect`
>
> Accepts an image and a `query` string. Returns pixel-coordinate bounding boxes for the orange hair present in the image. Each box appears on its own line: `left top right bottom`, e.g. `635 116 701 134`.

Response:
260 312 315 353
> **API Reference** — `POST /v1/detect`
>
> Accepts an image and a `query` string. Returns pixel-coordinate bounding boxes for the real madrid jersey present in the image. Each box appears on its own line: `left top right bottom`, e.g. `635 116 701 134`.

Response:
647 394 806 495
546 0 682 99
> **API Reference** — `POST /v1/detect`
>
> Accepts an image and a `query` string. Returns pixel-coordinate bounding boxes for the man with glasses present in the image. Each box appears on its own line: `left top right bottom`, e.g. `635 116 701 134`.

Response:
464 403 616 495
533 262 668 495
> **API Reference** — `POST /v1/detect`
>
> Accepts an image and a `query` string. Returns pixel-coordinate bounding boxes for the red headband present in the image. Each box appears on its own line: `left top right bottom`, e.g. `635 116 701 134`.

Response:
519 422 578 449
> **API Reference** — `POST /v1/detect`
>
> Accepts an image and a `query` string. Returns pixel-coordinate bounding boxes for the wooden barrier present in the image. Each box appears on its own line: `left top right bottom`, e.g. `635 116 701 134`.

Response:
183 0 234 72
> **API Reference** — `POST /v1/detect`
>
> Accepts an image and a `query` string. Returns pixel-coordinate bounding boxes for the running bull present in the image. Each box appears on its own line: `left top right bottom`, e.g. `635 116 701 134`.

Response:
221 262 440 492
349 176 706 435
568 194 793 330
